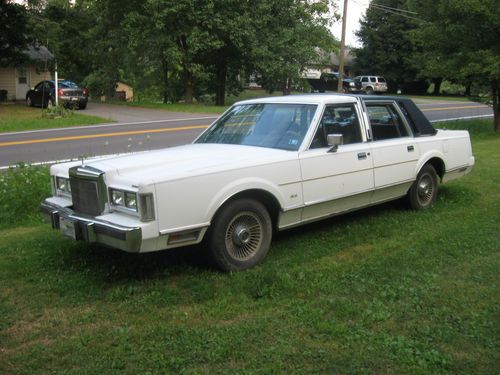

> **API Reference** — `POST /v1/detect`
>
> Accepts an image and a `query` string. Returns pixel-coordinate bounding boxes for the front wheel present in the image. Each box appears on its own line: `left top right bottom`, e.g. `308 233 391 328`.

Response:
26 96 33 107
407 164 438 210
365 87 374 95
208 198 272 271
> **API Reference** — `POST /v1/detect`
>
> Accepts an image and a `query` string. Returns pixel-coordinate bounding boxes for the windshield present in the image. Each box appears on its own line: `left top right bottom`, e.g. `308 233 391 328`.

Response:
196 103 318 151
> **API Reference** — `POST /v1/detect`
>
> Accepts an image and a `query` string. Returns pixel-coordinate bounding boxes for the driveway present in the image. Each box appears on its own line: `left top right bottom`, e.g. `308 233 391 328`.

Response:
83 102 215 123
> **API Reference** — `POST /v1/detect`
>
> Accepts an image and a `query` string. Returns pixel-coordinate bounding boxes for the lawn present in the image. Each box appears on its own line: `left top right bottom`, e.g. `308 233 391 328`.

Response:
0 104 110 133
0 120 498 374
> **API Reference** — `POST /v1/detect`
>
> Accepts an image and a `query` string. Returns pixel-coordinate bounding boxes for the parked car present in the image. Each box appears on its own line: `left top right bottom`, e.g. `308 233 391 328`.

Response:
354 75 388 95
307 72 357 93
26 80 89 109
41 94 474 271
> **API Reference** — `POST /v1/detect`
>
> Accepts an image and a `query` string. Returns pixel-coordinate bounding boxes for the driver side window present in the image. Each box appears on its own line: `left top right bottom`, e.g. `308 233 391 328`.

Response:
310 104 362 149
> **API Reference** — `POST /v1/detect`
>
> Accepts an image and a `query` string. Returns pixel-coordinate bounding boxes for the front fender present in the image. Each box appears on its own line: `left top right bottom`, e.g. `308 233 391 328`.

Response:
205 177 288 223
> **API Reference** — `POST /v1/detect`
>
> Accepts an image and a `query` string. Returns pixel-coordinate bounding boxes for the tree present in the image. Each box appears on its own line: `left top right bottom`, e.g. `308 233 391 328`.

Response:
252 0 336 95
0 2 30 65
27 0 94 84
354 0 427 94
410 0 500 132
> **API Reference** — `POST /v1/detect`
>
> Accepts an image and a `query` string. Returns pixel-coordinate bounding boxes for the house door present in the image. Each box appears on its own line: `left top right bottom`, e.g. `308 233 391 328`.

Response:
15 68 29 100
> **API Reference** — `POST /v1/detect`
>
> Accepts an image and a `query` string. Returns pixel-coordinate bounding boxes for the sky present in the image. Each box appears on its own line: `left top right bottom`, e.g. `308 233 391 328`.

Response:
331 0 371 47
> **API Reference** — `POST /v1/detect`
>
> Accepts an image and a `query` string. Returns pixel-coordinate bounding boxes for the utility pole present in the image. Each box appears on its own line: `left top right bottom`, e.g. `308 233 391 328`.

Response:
337 0 349 93
54 60 58 106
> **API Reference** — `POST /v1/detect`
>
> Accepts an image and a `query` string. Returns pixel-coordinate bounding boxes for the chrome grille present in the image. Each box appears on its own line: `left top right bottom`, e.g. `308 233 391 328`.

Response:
70 178 100 216
69 165 106 217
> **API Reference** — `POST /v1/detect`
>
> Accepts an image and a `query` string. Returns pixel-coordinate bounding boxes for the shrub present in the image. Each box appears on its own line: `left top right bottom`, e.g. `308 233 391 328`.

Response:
42 104 74 119
0 164 51 229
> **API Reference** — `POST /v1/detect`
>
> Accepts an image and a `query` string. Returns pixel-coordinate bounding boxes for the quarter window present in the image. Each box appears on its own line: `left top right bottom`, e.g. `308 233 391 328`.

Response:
367 104 409 140
310 104 362 148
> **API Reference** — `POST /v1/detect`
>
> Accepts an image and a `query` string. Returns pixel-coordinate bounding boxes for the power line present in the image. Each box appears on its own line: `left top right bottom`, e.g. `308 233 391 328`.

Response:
371 2 418 15
352 0 427 23
370 3 427 23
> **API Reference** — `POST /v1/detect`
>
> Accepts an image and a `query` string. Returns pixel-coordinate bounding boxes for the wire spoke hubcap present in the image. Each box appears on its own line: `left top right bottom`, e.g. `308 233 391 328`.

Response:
417 174 434 204
225 211 263 261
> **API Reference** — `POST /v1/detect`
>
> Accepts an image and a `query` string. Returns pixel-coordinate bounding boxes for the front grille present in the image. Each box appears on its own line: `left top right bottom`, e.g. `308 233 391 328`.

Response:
70 178 101 216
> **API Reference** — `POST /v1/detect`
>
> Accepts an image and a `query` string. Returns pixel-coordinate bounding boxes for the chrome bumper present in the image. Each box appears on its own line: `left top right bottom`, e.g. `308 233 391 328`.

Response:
40 200 142 252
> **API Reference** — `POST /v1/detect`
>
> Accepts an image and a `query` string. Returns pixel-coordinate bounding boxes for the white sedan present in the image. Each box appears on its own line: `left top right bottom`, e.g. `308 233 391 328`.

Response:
41 94 475 270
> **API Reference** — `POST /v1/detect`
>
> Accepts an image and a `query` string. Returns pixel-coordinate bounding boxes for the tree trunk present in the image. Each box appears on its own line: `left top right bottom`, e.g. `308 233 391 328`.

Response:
492 79 500 133
282 78 291 96
433 77 443 95
179 35 193 104
215 60 227 106
161 54 169 104
184 71 194 104
465 82 471 96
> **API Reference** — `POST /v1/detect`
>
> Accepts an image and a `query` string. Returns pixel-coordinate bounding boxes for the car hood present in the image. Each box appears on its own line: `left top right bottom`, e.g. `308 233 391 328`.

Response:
81 143 298 186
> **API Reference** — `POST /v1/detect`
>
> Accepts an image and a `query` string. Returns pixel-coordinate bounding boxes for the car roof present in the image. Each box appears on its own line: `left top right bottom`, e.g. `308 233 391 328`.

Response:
235 94 359 106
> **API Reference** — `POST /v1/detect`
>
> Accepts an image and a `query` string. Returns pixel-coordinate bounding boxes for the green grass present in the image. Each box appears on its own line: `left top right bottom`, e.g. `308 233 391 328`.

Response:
0 104 110 133
0 120 498 374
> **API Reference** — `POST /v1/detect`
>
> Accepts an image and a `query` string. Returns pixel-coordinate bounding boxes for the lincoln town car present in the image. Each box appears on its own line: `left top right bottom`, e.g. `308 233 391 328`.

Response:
41 95 475 270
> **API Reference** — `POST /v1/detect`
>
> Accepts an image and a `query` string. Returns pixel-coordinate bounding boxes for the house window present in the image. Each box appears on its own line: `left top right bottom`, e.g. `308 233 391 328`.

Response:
17 68 27 84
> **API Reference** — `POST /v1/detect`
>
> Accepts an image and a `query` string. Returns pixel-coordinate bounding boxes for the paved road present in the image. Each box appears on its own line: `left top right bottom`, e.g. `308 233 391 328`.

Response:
0 100 493 168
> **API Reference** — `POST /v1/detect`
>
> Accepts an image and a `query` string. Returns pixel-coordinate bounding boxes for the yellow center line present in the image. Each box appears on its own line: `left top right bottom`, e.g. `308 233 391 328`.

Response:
421 105 486 112
0 124 209 147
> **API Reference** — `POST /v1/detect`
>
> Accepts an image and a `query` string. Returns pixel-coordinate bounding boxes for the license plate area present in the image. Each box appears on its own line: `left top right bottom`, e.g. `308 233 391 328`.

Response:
59 216 76 239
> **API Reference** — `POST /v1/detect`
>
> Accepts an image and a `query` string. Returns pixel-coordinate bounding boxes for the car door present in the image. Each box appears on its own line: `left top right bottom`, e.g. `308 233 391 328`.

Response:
32 81 52 107
31 82 45 106
299 103 374 222
364 101 420 203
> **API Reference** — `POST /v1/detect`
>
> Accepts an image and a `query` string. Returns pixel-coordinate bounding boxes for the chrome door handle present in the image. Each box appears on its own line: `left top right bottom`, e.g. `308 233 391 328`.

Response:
358 152 367 160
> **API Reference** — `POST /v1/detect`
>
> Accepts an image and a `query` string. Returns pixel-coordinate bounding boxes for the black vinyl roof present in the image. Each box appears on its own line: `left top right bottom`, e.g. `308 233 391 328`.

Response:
361 96 437 136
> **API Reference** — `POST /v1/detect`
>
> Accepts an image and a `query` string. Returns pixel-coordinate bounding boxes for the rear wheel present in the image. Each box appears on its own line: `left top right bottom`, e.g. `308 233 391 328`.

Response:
208 198 272 271
408 164 438 210
78 103 87 110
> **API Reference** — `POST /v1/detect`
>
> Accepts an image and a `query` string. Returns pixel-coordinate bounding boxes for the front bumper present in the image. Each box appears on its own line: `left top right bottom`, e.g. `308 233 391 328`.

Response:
40 200 142 252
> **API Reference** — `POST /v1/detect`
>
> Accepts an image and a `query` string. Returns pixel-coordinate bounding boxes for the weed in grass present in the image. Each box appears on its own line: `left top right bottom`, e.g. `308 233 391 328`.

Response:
0 164 50 229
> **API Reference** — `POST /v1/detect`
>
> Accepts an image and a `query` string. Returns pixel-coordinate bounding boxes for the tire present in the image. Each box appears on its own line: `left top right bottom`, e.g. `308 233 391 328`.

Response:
365 87 374 95
45 98 55 109
408 164 438 210
26 96 33 107
208 198 272 271
78 103 87 110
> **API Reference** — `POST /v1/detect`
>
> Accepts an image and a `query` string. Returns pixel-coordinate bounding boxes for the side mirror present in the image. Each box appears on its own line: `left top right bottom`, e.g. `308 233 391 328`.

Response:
327 134 343 152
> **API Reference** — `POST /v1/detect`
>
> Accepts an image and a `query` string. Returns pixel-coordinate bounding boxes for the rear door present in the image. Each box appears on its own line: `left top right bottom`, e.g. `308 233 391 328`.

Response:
364 101 419 203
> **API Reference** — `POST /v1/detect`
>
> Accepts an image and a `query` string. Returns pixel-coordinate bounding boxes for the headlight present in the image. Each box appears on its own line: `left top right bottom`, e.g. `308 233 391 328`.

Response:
111 189 125 206
125 192 137 210
55 176 71 196
109 188 138 212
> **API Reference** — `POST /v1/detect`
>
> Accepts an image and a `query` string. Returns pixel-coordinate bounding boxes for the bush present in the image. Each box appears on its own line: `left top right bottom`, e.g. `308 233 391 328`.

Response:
0 164 51 229
0 89 7 102
42 104 74 119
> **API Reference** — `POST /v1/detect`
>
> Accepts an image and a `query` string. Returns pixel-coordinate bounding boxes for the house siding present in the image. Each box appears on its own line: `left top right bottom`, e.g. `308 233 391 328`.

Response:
0 67 16 100
0 66 51 101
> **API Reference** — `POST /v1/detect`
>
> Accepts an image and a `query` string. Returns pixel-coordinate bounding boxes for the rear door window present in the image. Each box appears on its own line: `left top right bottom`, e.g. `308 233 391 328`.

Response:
366 104 410 140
